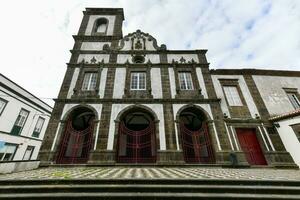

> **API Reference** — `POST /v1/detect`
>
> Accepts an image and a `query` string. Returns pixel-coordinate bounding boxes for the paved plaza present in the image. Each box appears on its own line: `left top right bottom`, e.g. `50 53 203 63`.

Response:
1 167 300 181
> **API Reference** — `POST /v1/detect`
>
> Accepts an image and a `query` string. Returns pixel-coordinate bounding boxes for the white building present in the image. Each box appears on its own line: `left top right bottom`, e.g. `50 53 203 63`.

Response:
0 73 52 167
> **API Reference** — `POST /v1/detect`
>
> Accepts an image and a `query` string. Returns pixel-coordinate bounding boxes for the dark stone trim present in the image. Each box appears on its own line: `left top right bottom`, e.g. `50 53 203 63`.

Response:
211 69 300 77
243 74 270 120
173 64 203 99
84 8 124 20
72 63 103 99
67 63 210 69
0 131 43 142
77 13 90 35
70 48 208 55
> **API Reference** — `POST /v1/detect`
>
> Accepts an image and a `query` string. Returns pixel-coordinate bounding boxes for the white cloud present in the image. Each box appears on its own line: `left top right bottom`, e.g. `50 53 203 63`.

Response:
0 0 299 106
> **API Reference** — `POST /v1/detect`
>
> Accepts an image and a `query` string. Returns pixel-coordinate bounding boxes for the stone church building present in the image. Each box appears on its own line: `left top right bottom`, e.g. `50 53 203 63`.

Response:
39 8 300 167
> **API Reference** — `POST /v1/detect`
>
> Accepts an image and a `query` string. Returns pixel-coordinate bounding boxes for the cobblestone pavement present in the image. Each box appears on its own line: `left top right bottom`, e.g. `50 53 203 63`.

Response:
0 167 300 180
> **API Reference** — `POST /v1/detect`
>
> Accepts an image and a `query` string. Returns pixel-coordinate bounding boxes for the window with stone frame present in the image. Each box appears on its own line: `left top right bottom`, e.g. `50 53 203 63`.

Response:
130 72 146 90
173 65 203 99
82 72 98 91
178 72 194 90
223 86 243 106
219 79 251 118
32 117 45 138
0 97 8 116
0 143 18 161
11 109 29 135
72 65 102 98
285 90 300 110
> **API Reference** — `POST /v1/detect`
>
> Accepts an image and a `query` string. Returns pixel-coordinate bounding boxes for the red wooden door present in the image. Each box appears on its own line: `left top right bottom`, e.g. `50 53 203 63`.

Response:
236 128 267 165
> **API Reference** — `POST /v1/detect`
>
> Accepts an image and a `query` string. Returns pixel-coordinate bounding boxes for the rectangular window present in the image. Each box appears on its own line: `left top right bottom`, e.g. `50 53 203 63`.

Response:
223 86 243 106
82 73 97 91
11 109 29 135
0 143 17 161
0 98 8 116
179 72 194 90
23 146 35 160
130 72 146 90
32 117 45 138
287 92 300 109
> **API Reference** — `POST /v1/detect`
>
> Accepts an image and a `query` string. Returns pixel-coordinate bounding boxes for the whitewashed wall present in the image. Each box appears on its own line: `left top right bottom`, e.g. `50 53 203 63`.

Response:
211 75 259 118
168 68 176 98
112 68 126 98
67 68 80 98
275 116 300 166
253 75 300 116
85 15 116 35
81 42 111 51
196 67 208 98
99 68 108 98
150 68 163 98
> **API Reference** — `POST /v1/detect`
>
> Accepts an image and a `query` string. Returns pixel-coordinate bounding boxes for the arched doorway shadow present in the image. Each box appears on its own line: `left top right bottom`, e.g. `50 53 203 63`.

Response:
176 105 215 164
115 105 158 163
56 106 96 164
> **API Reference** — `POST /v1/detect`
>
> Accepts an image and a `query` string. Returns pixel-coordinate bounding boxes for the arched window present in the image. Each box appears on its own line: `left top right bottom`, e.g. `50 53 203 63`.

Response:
93 18 108 34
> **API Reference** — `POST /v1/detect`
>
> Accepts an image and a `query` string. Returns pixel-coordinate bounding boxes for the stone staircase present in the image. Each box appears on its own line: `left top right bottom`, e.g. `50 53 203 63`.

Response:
1 178 300 199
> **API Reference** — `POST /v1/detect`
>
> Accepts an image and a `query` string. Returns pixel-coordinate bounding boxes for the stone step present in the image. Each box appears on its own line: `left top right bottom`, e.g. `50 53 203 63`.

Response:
1 178 300 186
1 192 300 199
1 184 300 195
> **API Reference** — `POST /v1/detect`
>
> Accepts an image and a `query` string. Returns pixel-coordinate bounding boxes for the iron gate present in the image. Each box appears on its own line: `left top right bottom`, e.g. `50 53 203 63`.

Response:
180 122 215 163
56 119 94 164
117 121 156 163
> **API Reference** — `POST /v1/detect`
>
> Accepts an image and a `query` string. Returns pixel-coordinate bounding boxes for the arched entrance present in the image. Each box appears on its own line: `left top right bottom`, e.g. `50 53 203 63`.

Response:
56 107 95 164
178 106 215 164
117 107 156 163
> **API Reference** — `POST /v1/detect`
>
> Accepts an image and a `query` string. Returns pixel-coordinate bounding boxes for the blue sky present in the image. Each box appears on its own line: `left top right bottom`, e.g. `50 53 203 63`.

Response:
0 0 300 106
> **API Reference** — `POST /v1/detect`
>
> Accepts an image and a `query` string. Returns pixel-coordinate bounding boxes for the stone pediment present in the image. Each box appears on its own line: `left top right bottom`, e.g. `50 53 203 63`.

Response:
118 30 166 51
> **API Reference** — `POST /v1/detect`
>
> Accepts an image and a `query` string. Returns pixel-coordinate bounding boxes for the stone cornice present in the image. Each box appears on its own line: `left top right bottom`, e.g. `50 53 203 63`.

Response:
210 69 300 77
66 63 210 68
70 49 208 54
84 8 124 20
53 98 221 104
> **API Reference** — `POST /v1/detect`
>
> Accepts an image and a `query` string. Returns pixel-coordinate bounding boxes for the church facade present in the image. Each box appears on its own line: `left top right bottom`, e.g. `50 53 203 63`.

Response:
39 8 300 167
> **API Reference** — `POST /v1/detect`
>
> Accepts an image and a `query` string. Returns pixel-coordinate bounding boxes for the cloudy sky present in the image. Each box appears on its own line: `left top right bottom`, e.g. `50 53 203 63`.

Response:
0 0 300 106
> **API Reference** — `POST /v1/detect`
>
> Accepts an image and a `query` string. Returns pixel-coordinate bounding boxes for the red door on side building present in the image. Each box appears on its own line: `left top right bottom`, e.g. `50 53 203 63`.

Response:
236 128 267 165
